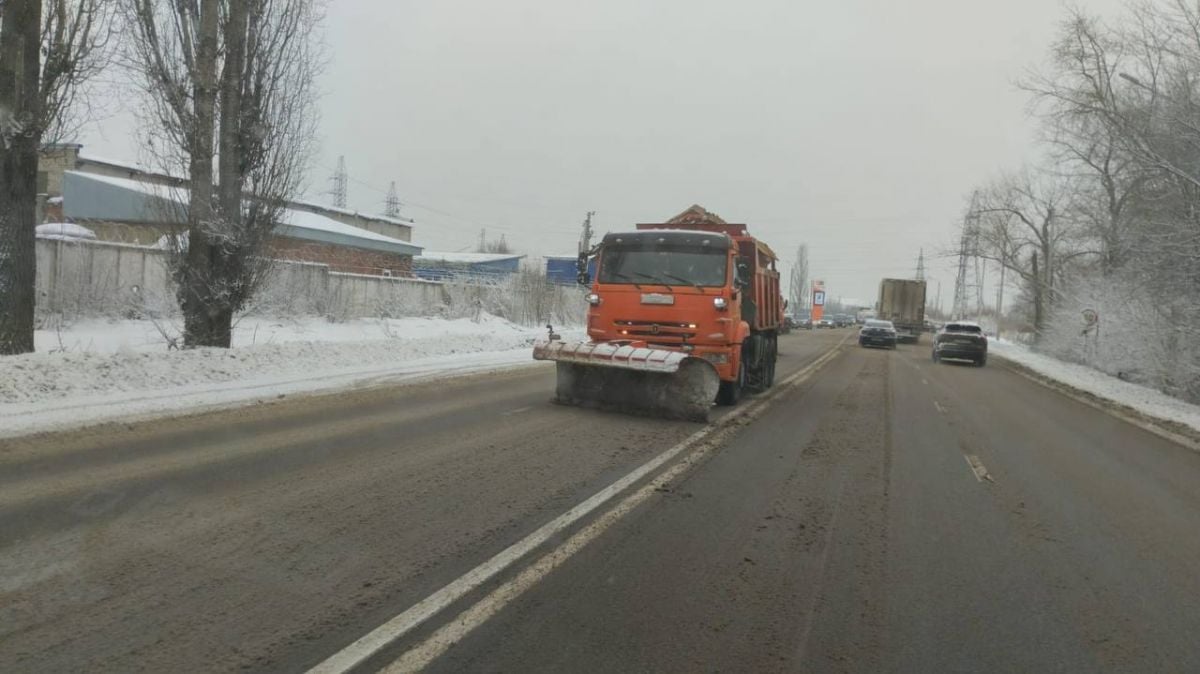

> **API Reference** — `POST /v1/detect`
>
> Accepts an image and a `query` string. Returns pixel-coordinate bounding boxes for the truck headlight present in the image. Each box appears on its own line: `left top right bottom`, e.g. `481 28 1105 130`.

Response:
713 297 728 310
586 293 601 305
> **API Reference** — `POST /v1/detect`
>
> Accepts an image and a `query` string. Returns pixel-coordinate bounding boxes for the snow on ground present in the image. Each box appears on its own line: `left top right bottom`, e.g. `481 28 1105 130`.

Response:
33 313 536 353
990 340 1200 437
3 314 568 438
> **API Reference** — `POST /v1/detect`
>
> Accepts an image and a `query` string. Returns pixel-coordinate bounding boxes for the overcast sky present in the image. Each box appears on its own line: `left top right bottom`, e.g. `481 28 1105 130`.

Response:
81 0 1128 305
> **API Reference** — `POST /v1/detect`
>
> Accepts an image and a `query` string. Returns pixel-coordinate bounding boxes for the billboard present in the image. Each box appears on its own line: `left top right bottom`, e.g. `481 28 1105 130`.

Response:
811 280 826 323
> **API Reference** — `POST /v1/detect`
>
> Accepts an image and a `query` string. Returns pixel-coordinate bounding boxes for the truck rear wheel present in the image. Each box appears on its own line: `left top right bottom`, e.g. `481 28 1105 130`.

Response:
765 335 778 388
717 359 745 406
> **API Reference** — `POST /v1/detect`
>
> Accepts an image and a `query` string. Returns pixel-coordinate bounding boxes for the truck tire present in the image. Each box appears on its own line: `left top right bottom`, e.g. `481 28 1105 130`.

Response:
717 359 745 406
765 335 777 388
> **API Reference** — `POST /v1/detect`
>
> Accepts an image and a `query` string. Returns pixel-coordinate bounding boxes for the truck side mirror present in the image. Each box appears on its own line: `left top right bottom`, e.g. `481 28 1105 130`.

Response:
735 260 751 287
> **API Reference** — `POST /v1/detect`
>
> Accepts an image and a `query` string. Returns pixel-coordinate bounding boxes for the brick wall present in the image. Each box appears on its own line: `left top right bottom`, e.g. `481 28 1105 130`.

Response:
268 236 412 276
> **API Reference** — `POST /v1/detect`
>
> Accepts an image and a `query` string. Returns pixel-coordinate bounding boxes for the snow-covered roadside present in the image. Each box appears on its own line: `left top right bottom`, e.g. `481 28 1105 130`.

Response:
3 314 569 439
990 340 1200 440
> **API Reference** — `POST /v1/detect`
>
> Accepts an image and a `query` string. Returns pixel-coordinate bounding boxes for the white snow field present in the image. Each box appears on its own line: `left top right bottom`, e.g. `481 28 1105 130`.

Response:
1 314 567 438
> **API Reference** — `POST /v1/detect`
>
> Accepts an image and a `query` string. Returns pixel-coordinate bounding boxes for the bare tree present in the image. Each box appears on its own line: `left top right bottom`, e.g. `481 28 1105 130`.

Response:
973 171 1092 333
789 243 808 315
0 0 43 355
1022 9 1149 274
0 0 114 355
39 0 117 143
123 0 323 347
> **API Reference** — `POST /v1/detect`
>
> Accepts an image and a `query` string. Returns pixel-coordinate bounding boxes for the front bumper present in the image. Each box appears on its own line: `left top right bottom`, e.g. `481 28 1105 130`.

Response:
860 336 896 347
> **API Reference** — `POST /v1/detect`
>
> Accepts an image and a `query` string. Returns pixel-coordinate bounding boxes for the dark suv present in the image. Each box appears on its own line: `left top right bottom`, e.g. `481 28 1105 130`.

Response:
932 322 988 366
859 319 898 349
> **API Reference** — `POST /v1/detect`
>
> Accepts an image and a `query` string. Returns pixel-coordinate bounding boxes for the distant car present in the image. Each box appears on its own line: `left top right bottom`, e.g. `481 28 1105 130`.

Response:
833 314 853 328
816 318 835 329
859 319 898 349
932 321 988 366
786 315 812 330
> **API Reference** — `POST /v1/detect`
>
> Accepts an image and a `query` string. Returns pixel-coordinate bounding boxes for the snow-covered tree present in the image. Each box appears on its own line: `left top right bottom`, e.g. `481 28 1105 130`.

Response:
123 0 323 347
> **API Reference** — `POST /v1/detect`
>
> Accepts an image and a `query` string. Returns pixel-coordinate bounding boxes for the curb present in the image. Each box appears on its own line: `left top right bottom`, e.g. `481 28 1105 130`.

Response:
993 353 1200 454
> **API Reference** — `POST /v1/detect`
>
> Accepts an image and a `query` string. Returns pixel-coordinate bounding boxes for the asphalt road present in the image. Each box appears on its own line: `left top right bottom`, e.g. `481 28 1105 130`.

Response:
3 329 1200 672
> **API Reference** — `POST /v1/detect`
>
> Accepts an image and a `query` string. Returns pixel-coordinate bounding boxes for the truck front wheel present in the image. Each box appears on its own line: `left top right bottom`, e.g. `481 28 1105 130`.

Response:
717 359 745 406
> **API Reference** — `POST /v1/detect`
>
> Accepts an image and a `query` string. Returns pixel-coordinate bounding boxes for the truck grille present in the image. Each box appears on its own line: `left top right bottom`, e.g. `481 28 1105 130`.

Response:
614 319 696 341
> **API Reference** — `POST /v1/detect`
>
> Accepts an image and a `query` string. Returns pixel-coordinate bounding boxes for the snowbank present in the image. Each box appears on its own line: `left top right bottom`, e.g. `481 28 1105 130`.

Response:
3 314 565 438
991 340 1200 440
35 223 96 241
33 314 536 354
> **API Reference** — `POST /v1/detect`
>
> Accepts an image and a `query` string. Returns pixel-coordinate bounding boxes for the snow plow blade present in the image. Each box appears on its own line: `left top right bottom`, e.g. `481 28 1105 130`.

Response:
533 339 720 422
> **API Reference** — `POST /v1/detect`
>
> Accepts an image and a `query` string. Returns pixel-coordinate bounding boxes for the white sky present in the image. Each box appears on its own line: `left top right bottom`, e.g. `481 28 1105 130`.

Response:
80 0 1128 304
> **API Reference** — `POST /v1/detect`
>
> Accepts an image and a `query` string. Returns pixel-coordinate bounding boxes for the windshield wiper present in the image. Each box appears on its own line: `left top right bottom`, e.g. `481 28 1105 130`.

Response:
634 272 672 290
661 272 702 291
610 272 643 289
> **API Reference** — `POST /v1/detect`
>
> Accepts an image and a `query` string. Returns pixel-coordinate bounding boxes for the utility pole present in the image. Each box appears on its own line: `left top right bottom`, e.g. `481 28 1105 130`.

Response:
328 155 348 208
478 228 486 253
577 211 596 284
384 181 401 218
1031 251 1043 336
995 262 1006 330
578 210 595 254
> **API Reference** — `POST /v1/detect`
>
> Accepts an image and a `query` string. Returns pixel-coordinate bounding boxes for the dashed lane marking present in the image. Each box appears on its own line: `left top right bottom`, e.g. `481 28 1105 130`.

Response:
964 454 993 483
501 406 532 416
934 401 946 414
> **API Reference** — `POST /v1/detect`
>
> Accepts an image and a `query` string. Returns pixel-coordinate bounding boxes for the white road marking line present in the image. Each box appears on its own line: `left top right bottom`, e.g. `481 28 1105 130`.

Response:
501 406 532 416
934 401 946 414
964 454 993 483
307 339 848 674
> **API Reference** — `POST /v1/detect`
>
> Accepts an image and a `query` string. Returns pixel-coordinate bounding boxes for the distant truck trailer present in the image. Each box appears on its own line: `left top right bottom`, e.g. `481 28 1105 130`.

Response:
877 278 927 343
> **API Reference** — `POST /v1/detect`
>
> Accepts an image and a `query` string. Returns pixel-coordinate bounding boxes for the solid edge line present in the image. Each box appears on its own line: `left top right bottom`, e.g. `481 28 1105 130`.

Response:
379 342 847 672
994 354 1200 454
307 337 847 674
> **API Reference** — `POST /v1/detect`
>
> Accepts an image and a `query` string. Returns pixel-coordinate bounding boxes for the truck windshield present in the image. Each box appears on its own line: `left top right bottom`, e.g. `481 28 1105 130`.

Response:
598 248 727 288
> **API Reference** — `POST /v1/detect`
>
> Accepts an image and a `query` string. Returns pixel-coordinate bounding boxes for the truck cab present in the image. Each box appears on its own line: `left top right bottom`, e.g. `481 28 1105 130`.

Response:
585 229 744 383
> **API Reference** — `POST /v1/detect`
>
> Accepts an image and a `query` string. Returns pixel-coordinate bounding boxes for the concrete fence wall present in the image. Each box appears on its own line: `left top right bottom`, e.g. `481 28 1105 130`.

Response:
36 238 175 317
34 238 585 326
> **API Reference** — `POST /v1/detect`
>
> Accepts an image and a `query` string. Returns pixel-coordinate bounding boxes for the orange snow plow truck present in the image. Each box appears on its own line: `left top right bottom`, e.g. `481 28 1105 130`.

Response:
533 205 784 421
